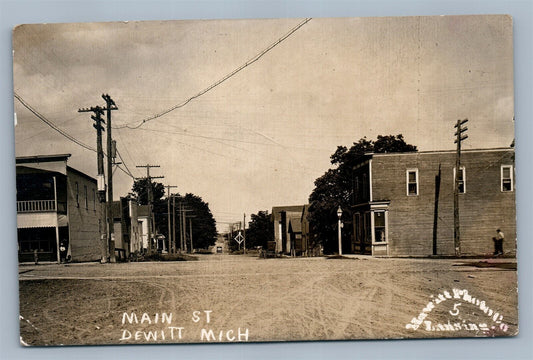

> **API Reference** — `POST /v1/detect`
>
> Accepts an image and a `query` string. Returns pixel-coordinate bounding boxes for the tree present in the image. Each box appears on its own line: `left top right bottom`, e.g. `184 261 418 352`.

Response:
131 178 166 235
173 193 217 250
131 180 217 251
132 178 165 206
245 211 274 249
308 134 417 253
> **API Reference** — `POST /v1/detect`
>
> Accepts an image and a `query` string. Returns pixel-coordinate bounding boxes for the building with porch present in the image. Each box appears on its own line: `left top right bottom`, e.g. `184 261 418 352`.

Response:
112 198 144 259
351 148 515 257
16 154 101 263
272 205 305 255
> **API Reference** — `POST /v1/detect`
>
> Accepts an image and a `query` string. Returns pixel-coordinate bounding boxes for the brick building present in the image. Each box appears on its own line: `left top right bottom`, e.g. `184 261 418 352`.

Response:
16 154 101 262
351 148 515 257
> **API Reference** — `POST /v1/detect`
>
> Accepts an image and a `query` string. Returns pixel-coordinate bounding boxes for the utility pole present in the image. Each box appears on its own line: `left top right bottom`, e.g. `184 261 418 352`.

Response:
79 105 108 262
101 94 118 263
181 205 193 253
454 119 468 257
165 185 177 253
136 165 164 254
432 164 441 256
179 202 185 253
243 213 246 255
188 216 196 254
172 195 177 253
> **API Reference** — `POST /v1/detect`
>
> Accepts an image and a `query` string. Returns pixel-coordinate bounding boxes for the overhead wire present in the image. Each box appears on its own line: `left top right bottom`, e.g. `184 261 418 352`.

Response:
15 92 137 181
14 92 96 153
116 148 135 179
113 17 312 130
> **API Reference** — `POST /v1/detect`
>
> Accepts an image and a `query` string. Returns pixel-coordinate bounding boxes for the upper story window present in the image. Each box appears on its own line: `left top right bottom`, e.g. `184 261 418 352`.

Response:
92 188 96 211
454 167 466 194
75 182 79 207
406 169 419 196
501 165 513 192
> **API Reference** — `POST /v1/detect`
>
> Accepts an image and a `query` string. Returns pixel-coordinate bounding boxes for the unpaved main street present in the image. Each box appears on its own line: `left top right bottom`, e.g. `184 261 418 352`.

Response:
18 255 518 346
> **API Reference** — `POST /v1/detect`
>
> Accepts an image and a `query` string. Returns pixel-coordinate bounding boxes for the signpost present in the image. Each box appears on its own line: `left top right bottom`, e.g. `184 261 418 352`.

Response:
234 232 244 250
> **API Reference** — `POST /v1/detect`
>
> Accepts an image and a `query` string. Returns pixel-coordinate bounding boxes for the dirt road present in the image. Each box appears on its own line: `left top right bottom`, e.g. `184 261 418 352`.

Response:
18 255 518 346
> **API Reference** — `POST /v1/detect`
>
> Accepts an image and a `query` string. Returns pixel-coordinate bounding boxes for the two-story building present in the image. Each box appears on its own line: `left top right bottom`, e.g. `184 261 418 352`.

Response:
272 205 305 255
16 154 101 263
351 148 515 257
112 197 145 259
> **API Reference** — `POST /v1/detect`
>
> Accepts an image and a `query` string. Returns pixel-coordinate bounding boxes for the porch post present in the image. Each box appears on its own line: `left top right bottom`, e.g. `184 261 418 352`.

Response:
53 176 60 264
370 211 375 256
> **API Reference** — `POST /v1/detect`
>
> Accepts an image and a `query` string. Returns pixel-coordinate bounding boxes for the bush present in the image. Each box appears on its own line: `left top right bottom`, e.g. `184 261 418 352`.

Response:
143 253 198 262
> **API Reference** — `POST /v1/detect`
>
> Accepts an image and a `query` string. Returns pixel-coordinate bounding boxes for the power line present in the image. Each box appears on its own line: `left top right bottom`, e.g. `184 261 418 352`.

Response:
116 148 135 178
16 92 136 181
14 92 96 153
113 17 312 130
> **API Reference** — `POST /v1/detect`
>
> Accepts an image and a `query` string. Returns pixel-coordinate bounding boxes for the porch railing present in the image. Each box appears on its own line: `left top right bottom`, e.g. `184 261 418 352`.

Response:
17 200 56 213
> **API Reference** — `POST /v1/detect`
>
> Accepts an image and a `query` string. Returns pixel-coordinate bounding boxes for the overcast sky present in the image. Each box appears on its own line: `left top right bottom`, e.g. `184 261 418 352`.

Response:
13 15 514 231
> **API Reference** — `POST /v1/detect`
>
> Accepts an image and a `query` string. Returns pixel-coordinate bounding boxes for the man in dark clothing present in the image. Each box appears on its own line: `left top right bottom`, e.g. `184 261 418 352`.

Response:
493 229 504 256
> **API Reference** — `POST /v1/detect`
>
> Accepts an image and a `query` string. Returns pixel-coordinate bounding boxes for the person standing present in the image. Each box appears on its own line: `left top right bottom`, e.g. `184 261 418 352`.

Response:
494 229 504 256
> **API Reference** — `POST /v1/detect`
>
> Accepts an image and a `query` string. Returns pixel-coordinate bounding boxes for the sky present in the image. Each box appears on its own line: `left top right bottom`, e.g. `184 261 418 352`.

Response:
13 15 514 231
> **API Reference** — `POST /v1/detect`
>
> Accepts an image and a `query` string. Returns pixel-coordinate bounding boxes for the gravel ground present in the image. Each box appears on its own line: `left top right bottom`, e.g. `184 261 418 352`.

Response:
18 255 518 346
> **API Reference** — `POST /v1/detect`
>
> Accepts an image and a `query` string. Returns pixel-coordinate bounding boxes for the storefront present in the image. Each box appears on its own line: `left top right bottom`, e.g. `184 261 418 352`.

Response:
352 201 390 256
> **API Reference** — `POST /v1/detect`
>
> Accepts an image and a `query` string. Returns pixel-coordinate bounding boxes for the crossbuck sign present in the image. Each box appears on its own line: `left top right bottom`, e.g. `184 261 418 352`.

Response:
234 232 244 244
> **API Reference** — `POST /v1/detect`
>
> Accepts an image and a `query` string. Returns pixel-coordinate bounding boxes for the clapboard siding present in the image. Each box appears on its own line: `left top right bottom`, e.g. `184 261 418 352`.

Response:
371 149 515 256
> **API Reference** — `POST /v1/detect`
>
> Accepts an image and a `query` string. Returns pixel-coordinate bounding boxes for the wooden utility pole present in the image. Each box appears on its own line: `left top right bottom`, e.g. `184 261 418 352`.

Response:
184 206 193 253
102 94 118 262
79 105 108 262
178 202 193 253
188 216 195 253
165 185 177 253
179 202 184 252
172 195 177 253
432 164 441 256
243 213 246 254
454 119 468 257
136 165 163 254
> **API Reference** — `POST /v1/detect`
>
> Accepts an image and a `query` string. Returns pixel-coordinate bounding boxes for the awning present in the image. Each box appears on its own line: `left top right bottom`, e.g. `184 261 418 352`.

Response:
17 213 68 229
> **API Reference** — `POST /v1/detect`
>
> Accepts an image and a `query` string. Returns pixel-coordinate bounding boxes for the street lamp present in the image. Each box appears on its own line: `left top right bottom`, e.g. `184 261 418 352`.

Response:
337 206 343 256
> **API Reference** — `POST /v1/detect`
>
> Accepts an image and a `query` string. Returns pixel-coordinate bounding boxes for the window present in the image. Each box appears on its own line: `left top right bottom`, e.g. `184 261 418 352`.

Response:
454 167 466 194
406 169 418 196
84 185 88 209
374 211 386 243
75 182 79 207
92 188 96 210
501 165 513 192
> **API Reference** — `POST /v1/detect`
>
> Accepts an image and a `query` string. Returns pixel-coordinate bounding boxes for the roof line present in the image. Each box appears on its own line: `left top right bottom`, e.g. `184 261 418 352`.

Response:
16 153 72 163
367 147 513 157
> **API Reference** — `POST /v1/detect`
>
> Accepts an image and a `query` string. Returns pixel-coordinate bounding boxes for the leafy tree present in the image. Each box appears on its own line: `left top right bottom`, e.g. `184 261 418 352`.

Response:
132 179 165 205
245 211 274 249
131 179 167 239
308 134 417 253
131 181 216 250
173 193 217 250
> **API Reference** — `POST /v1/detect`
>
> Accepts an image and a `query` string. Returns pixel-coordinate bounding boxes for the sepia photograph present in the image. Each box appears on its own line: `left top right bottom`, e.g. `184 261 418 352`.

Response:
13 14 518 346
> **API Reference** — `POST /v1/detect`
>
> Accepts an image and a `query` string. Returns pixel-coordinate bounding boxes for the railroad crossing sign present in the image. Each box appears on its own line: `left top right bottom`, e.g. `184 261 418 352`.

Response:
234 232 244 244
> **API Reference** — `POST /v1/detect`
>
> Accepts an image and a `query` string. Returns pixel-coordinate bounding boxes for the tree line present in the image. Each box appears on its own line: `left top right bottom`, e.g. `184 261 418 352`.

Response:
132 179 217 250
